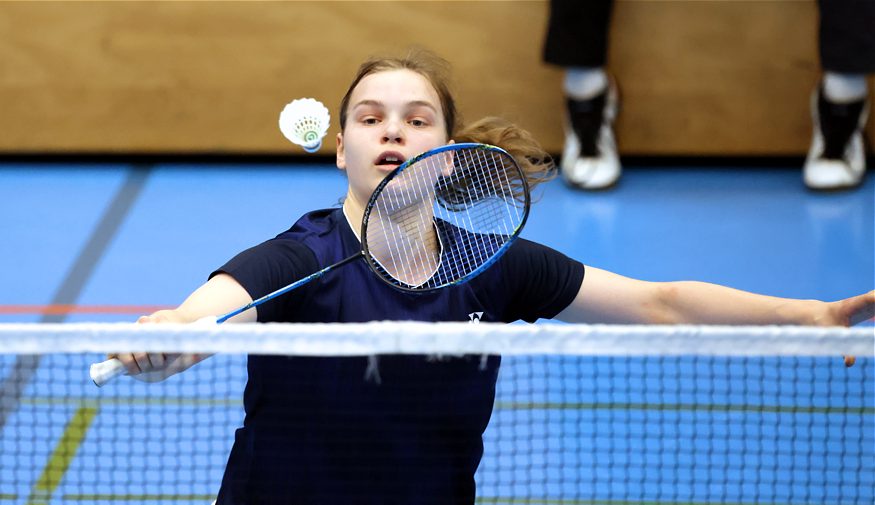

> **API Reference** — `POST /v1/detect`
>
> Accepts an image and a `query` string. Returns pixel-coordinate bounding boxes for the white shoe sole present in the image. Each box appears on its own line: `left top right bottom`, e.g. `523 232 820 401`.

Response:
561 82 621 190
803 90 868 190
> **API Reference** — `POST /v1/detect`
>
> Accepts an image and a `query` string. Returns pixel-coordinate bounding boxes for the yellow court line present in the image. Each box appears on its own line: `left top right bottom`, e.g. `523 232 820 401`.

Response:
25 406 97 505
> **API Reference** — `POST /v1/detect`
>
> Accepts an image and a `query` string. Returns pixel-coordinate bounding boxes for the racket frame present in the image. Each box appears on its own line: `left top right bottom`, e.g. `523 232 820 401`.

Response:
360 142 530 293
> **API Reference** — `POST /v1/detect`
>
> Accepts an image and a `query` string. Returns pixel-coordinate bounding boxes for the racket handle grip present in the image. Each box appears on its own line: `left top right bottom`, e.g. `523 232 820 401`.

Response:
90 358 126 387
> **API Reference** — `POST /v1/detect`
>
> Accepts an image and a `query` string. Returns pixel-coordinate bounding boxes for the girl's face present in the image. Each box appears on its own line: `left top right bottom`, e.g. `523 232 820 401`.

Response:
337 69 449 208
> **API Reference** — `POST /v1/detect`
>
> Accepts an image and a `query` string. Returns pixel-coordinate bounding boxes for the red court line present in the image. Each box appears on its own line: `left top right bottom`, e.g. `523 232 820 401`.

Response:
0 305 173 315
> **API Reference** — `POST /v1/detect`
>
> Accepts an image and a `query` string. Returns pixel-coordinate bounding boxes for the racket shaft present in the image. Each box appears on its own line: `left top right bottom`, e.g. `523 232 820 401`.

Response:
216 253 360 323
90 358 125 387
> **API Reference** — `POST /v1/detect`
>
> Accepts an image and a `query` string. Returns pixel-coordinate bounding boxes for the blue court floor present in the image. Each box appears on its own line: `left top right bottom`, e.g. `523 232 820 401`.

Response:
0 161 873 504
2 161 873 319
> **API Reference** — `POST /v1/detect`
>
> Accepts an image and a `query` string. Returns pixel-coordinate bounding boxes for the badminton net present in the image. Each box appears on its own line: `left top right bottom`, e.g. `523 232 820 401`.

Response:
0 322 872 505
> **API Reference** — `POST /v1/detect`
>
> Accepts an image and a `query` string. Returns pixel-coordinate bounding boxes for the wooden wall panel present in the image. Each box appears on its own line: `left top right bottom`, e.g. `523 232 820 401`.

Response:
0 1 872 156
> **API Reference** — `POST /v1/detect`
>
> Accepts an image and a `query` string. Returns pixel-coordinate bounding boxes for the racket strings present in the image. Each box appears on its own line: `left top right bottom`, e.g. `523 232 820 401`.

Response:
370 157 443 287
366 146 527 289
433 148 522 288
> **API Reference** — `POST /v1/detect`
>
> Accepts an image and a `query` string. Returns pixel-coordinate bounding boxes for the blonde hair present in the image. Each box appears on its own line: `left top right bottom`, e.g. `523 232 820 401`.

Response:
339 49 555 191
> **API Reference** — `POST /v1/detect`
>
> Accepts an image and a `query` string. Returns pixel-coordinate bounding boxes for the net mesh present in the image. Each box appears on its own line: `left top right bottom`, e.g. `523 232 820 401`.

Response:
1 322 872 505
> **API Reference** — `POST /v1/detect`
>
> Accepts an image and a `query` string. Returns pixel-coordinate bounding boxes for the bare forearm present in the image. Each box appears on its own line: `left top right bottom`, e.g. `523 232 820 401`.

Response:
116 273 255 381
652 281 825 325
557 267 852 326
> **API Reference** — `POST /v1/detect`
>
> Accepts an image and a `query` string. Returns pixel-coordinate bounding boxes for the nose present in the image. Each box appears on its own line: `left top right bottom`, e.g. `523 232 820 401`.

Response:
382 117 404 144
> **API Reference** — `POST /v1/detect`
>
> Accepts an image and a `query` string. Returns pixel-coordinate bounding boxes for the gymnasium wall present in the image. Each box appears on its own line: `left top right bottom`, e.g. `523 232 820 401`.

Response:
1 0 872 156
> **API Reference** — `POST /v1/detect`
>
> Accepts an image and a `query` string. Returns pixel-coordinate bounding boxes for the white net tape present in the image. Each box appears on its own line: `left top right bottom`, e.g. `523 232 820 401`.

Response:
1 322 871 356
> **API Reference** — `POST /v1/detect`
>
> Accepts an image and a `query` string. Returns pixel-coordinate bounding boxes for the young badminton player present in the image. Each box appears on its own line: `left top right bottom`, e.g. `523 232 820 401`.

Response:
113 50 874 505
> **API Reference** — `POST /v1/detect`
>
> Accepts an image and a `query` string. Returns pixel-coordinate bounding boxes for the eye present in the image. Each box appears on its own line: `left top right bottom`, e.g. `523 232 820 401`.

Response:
409 119 427 127
362 117 379 125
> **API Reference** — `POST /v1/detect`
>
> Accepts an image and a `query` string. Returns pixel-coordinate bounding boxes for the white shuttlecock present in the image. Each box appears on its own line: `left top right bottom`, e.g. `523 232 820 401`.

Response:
279 98 330 153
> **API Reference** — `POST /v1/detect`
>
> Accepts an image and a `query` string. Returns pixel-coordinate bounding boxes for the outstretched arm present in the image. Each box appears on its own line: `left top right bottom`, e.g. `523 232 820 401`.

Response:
556 266 874 327
111 273 255 380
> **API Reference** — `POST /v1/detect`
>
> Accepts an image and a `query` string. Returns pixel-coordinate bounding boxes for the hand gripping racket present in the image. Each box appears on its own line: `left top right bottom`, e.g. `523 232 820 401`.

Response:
90 142 530 386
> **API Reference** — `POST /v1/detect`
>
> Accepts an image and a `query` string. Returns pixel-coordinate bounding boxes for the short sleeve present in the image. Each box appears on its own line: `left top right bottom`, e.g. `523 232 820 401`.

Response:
498 239 585 323
210 239 320 322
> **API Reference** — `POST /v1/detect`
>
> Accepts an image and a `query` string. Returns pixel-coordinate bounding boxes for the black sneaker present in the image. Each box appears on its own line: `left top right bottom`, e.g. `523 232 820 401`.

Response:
804 86 868 190
561 80 620 190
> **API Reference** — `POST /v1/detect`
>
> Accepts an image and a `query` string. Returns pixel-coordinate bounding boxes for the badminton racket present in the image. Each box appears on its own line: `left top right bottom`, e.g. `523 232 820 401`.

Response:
90 142 530 386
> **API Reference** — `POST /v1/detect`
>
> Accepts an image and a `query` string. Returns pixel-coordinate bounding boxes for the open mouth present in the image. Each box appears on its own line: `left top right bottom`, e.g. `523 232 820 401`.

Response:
375 151 406 170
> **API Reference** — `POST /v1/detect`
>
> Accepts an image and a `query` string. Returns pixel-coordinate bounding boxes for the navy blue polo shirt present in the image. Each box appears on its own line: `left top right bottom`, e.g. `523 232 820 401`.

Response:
213 208 584 505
